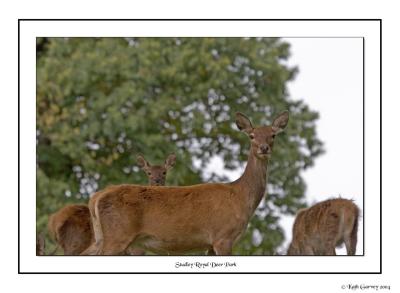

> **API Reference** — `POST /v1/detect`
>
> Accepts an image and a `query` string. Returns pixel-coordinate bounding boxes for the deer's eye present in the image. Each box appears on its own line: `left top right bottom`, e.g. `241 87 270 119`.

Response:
163 172 166 175
249 134 255 139
271 134 276 139
147 172 151 176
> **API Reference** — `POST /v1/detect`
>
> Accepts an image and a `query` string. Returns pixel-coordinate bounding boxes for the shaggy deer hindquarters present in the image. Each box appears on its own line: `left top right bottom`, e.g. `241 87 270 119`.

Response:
48 204 93 255
287 198 359 255
82 110 289 256
48 154 176 255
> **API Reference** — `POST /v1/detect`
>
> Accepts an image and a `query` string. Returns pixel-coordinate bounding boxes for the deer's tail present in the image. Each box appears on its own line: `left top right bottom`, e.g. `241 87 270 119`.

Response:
342 201 359 255
348 204 359 255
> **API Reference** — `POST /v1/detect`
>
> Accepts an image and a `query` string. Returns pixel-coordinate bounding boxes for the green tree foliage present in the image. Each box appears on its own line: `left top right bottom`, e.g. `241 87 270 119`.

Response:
36 37 324 255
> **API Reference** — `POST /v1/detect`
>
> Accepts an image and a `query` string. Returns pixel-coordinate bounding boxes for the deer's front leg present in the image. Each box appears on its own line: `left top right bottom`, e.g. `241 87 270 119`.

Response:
207 248 216 255
213 239 233 255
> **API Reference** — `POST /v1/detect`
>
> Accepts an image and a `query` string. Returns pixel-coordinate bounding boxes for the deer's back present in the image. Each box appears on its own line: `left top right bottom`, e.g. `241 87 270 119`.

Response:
95 183 244 219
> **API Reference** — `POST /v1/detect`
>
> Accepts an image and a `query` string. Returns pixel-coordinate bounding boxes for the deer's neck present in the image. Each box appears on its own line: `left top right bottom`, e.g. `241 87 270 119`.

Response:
233 150 268 214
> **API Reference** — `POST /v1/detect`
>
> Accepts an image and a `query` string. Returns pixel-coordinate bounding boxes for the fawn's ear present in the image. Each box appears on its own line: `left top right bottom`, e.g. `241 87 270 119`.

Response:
272 110 289 134
137 155 150 170
235 112 253 133
165 153 176 170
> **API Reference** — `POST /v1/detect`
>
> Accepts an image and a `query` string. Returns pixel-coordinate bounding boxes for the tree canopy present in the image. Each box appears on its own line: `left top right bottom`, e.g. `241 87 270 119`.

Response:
36 37 324 255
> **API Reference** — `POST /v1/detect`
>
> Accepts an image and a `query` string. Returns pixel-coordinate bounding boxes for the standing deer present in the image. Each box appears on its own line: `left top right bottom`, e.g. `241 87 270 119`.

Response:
47 154 176 255
287 198 359 255
82 110 289 255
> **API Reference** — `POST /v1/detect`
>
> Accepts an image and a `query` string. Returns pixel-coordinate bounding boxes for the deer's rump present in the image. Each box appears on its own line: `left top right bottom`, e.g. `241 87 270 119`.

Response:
48 204 93 255
92 183 248 253
288 198 359 255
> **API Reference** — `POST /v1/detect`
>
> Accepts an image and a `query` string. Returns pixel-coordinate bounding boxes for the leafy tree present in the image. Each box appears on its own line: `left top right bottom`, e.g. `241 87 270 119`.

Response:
36 37 324 255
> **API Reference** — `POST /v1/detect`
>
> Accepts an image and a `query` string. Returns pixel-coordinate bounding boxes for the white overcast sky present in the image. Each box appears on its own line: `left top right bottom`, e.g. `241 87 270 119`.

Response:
206 38 364 255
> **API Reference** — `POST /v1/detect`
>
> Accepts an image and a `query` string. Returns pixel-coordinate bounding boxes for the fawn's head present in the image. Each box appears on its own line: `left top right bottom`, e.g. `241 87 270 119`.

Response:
235 111 289 160
137 154 176 186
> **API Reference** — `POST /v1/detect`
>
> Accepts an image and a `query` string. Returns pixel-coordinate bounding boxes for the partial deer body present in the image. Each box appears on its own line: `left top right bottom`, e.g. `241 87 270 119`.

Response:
287 198 359 255
48 154 176 255
82 111 289 255
126 153 176 255
48 204 93 255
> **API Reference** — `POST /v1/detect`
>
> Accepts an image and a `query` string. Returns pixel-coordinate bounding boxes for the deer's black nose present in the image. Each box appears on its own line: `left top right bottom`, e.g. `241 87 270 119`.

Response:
260 144 270 154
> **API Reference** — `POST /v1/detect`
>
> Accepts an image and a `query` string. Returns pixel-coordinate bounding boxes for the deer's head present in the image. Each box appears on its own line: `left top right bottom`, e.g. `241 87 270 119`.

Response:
235 111 289 160
137 154 176 186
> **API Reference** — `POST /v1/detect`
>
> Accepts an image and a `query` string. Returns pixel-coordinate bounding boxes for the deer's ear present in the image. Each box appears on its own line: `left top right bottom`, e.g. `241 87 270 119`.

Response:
235 112 253 133
165 153 176 170
137 155 150 170
272 110 289 134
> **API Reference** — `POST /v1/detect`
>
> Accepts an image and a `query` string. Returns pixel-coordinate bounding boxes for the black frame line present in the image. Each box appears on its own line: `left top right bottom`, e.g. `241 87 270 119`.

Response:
363 37 365 256
19 18 380 21
19 18 382 274
379 20 382 274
